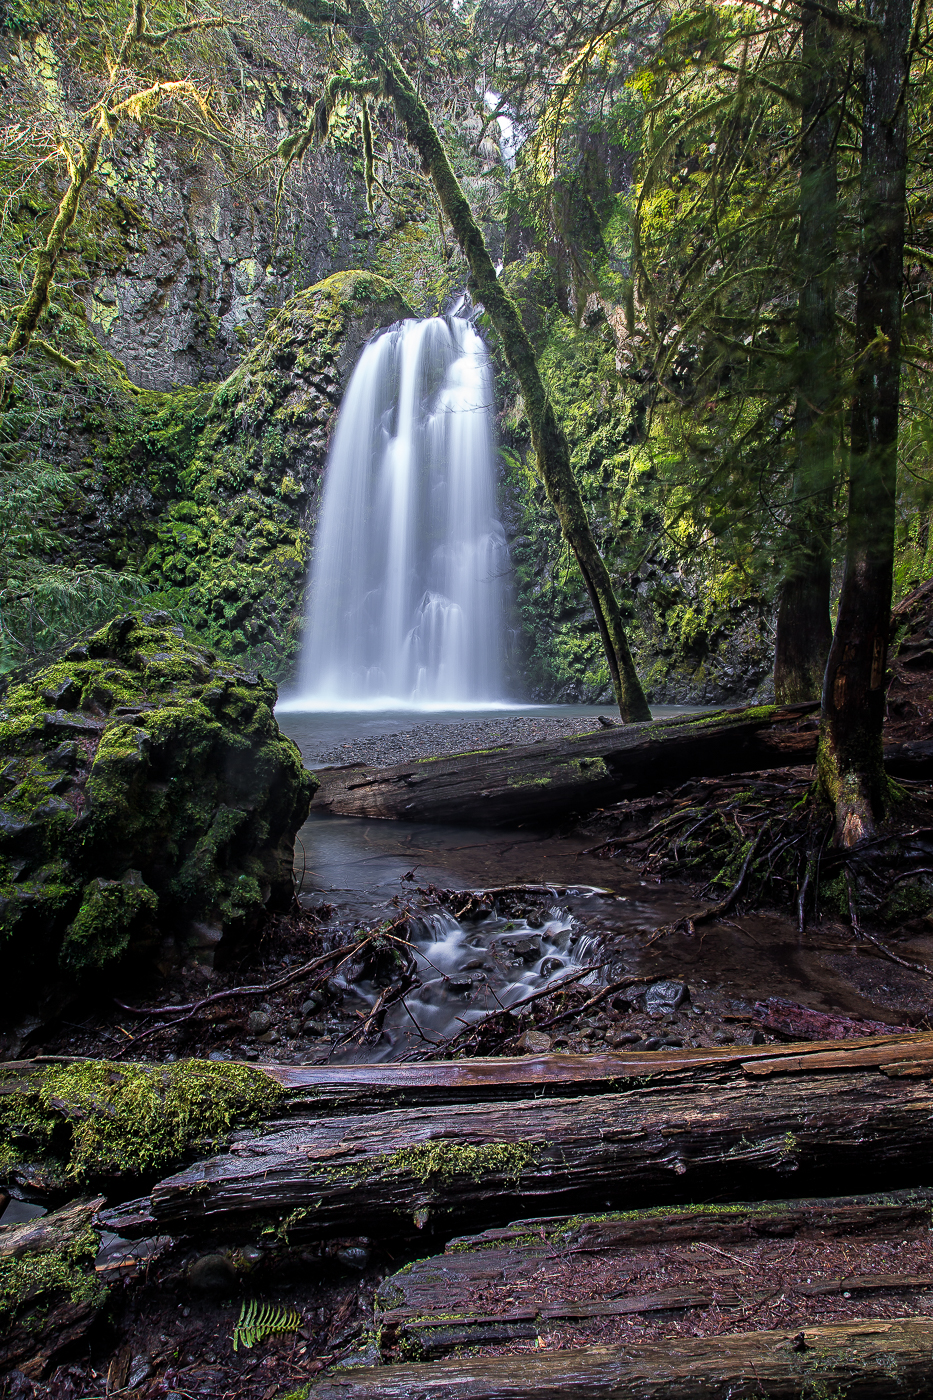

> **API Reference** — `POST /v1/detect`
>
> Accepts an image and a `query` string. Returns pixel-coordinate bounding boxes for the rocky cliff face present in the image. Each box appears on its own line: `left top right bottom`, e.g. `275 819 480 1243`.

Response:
1 4 375 390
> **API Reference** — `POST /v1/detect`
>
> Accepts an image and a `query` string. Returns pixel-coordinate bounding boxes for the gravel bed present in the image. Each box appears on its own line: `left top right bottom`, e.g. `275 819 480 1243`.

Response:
312 714 617 768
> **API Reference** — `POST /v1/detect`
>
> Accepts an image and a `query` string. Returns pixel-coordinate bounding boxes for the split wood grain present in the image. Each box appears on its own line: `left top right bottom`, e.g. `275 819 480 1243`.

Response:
308 1319 933 1397
98 1042 933 1239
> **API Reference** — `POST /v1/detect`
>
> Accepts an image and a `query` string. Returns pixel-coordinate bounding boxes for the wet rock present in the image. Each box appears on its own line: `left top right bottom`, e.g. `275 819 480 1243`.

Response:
127 1354 153 1388
641 1037 664 1051
187 1252 237 1295
337 1341 381 1369
140 273 414 678
608 1029 641 1047
335 1244 372 1271
645 980 688 1016
301 993 325 1016
516 1030 552 1054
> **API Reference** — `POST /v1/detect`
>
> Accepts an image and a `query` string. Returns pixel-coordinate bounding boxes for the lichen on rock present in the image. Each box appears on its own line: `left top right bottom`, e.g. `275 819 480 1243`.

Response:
0 611 316 1024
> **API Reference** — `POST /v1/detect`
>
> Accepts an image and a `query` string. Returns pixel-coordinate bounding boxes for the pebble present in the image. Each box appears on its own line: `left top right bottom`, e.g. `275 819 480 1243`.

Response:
311 716 614 769
247 1010 272 1035
516 1030 552 1054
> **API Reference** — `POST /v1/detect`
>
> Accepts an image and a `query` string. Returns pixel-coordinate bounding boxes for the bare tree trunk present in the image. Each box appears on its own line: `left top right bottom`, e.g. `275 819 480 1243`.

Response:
817 0 911 844
289 0 651 721
773 0 838 702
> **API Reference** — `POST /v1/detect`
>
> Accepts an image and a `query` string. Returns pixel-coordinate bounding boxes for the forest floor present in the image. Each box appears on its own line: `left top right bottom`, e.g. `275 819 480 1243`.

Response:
5 586 933 1398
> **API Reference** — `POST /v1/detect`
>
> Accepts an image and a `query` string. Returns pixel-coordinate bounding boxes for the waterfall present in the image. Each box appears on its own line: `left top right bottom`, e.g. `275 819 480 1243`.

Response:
293 309 512 709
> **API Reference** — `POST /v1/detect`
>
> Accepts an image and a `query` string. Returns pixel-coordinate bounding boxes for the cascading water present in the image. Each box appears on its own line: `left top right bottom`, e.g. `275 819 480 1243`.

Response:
294 306 512 708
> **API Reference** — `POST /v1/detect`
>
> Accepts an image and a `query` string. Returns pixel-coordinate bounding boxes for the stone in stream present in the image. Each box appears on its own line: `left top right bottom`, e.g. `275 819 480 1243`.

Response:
645 980 688 1015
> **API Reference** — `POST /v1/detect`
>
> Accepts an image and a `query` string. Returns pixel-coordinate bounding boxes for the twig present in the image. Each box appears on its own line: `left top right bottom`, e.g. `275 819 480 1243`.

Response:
844 869 933 981
112 936 380 1052
533 975 656 1031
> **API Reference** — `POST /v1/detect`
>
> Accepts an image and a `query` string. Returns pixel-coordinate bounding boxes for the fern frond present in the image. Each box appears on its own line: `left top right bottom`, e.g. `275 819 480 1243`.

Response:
232 1299 301 1351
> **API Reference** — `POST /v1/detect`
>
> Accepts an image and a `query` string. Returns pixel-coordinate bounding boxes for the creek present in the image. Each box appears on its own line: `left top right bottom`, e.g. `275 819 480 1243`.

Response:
275 707 930 1063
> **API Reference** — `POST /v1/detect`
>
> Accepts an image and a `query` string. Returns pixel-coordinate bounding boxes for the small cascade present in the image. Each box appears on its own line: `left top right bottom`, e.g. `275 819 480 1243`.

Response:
328 899 599 1062
294 308 512 709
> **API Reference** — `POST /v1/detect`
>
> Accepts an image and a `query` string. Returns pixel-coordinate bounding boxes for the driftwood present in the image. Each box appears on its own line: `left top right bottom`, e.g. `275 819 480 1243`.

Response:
96 1032 933 1242
375 1187 933 1359
310 700 933 826
309 1320 933 1397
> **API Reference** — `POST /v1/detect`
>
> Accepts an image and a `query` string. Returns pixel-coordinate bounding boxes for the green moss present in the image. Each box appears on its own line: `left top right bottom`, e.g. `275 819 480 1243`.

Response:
140 273 412 680
0 613 316 1009
0 1058 283 1182
60 871 158 970
372 1140 536 1186
0 1213 103 1330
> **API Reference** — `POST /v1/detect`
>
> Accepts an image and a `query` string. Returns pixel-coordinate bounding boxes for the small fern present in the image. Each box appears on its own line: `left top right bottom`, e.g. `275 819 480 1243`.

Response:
232 1299 302 1351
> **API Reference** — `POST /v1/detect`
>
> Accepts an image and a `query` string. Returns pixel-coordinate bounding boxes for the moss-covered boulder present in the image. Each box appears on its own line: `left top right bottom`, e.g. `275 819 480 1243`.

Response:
141 271 413 678
0 613 316 1026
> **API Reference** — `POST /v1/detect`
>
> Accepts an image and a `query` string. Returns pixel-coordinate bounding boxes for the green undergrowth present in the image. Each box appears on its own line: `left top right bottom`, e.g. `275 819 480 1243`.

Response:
0 1058 284 1184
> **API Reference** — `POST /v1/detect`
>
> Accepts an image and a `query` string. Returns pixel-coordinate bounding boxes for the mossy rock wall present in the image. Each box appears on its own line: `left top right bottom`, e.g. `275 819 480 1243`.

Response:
496 260 775 705
0 612 316 1026
140 271 413 679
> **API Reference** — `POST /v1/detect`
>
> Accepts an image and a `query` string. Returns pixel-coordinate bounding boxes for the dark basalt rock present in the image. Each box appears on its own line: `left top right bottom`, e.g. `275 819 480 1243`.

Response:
0 613 317 1031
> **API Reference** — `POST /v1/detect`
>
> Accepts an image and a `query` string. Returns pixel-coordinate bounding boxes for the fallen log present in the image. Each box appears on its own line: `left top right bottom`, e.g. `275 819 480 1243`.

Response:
95 1033 933 1242
310 702 823 825
0 1196 105 1377
308 1319 933 1397
375 1187 933 1360
309 702 933 826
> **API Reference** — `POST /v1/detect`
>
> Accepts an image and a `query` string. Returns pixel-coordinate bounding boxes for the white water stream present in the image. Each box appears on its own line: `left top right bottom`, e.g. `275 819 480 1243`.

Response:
293 310 511 709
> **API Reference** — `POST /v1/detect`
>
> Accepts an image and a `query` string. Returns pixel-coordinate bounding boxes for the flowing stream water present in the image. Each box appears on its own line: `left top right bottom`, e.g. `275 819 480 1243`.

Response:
290 308 511 710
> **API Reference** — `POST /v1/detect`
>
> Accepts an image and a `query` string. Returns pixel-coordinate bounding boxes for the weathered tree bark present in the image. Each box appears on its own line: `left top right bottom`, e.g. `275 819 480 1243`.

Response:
818 0 912 844
285 0 650 723
96 1032 933 1241
773 0 839 702
309 702 933 826
310 702 822 824
376 1186 933 1360
309 1320 933 1397
0 1196 105 1377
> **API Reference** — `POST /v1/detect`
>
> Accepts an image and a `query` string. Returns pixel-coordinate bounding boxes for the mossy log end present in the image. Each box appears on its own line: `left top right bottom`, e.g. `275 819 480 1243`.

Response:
0 1196 105 1377
90 1032 933 1242
309 1319 933 1397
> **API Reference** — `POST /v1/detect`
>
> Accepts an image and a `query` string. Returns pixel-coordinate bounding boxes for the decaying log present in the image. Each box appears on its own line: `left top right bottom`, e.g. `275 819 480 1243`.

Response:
0 1196 105 1377
308 1319 933 1397
310 701 933 826
310 703 824 825
375 1187 933 1360
96 1033 933 1242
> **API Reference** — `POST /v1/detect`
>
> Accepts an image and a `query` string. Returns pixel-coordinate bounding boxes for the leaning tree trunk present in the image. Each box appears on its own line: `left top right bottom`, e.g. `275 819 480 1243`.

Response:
288 0 651 722
773 0 838 703
818 0 911 844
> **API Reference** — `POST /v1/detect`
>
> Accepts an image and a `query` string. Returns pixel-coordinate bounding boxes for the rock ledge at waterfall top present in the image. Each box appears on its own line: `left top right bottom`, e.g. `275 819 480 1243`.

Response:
0 613 317 1037
142 271 414 681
